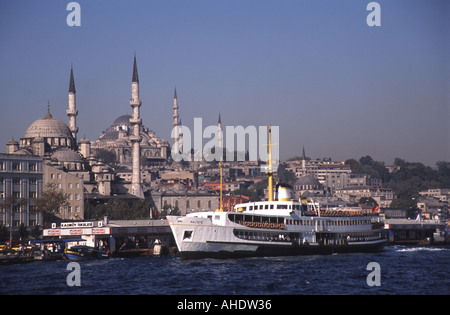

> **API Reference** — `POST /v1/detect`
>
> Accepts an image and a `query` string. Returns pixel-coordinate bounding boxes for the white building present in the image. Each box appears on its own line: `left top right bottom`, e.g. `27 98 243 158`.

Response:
335 186 394 208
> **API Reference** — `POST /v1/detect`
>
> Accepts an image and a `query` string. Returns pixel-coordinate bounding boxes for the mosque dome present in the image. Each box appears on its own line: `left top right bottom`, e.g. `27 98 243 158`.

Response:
24 112 73 140
21 105 76 152
112 115 132 127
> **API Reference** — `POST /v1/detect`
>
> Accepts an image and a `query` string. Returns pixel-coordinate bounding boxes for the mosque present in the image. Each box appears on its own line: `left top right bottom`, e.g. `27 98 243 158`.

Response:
6 56 172 220
92 114 169 167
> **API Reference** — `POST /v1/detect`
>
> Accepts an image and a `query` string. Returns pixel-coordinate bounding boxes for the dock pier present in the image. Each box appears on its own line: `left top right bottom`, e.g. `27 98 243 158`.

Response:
43 218 176 257
385 219 448 245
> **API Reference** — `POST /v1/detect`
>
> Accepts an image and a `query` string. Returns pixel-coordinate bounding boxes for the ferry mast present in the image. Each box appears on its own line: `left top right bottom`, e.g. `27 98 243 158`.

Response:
267 125 274 202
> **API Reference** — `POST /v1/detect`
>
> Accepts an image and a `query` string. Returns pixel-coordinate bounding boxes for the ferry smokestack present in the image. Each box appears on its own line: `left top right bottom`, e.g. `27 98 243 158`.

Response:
276 184 294 201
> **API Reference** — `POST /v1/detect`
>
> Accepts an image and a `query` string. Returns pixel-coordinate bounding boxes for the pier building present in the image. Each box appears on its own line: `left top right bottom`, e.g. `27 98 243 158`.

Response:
43 218 173 255
385 218 446 244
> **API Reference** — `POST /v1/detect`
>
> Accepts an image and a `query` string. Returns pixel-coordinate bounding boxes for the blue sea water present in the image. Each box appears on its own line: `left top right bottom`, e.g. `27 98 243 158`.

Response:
1 245 449 295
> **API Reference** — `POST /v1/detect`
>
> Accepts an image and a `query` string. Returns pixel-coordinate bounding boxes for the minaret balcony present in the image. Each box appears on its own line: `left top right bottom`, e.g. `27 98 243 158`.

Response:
130 99 142 107
66 109 78 115
129 135 142 142
129 117 142 125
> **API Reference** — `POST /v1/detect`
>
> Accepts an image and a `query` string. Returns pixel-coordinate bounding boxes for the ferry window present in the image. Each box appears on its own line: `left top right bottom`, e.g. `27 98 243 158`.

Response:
249 206 253 210
270 205 274 209
277 204 287 209
183 231 193 241
265 205 269 209
259 205 264 210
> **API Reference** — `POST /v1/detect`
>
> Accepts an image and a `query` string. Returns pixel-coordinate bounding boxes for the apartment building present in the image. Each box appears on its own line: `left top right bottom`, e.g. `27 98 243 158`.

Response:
0 154 43 228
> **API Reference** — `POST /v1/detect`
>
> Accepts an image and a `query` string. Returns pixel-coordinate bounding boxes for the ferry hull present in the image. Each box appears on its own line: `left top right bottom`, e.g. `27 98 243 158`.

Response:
177 240 387 259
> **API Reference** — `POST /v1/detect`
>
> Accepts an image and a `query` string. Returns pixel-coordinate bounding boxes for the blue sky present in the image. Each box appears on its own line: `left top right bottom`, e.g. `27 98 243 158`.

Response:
0 0 448 166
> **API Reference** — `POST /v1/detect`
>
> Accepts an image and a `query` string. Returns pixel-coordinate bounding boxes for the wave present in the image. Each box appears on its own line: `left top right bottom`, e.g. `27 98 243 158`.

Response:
395 246 450 253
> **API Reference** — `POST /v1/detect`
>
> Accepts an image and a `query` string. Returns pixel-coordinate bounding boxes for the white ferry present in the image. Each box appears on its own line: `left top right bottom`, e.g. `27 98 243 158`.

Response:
167 127 387 259
167 185 387 259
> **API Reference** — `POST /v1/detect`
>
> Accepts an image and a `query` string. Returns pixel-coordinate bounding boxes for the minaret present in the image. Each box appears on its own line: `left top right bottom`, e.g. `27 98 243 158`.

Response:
301 146 306 175
217 113 223 158
172 87 182 153
218 113 223 211
129 55 143 198
67 65 78 143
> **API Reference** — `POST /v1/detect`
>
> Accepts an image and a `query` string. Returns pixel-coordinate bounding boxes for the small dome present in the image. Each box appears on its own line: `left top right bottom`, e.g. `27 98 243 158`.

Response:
7 139 19 145
51 148 84 162
172 183 187 193
295 176 320 186
12 149 32 156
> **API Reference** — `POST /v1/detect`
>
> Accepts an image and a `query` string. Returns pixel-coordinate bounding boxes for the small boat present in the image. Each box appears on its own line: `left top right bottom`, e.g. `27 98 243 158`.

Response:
0 253 34 265
64 245 109 261
30 239 67 261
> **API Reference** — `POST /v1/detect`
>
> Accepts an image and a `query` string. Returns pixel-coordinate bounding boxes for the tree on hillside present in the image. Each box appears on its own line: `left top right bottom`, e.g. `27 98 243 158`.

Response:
277 164 297 185
437 161 450 188
345 156 450 214
36 183 69 227
86 199 153 220
345 155 389 183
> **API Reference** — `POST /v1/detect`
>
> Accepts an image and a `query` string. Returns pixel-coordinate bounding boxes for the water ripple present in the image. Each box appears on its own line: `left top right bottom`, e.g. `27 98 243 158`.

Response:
1 246 449 295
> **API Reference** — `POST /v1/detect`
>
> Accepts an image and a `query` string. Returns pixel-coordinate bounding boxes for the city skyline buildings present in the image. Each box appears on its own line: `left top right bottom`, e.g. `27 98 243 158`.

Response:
0 0 448 167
